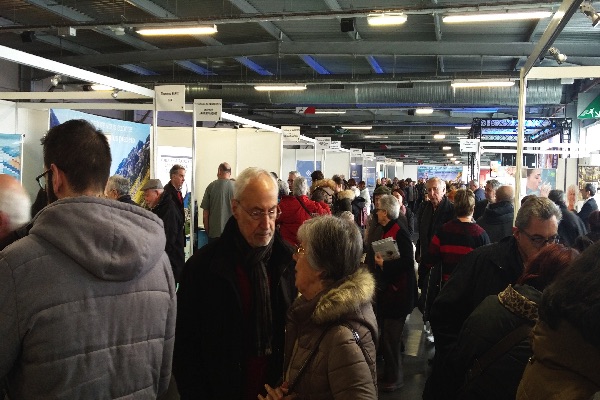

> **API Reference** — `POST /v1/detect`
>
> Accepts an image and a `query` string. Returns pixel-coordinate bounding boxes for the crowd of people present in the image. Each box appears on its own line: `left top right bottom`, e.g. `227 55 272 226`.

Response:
0 118 599 400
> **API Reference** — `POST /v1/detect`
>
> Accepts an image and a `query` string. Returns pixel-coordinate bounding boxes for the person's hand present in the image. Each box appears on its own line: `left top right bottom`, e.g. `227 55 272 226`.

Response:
374 253 384 268
540 182 552 198
258 382 296 400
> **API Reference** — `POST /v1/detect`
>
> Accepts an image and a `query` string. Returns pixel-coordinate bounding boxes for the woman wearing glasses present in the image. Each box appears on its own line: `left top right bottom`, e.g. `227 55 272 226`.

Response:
260 215 378 400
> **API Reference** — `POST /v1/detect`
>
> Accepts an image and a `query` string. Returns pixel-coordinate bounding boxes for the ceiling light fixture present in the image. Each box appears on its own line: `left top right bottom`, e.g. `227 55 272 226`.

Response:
364 135 389 139
433 134 445 139
367 12 408 26
50 74 61 87
442 146 451 150
451 80 515 88
415 107 434 115
450 157 457 161
111 89 120 99
137 24 217 36
457 136 468 139
443 10 552 23
454 161 460 164
90 84 114 91
254 84 307 91
548 47 567 64
446 153 454 157
580 2 600 27
314 109 346 114
341 125 373 130
455 126 471 130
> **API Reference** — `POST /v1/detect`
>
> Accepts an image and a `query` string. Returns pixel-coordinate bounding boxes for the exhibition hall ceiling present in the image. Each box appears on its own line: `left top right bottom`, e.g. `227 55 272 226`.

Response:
1 0 599 164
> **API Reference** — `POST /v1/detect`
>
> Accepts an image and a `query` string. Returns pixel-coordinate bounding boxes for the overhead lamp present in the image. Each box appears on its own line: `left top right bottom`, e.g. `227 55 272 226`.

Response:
364 135 389 139
111 89 121 99
367 12 407 26
446 153 454 157
433 134 445 139
254 84 307 91
50 74 61 87
454 161 460 164
314 109 346 114
89 84 114 91
455 126 471 130
341 125 373 130
442 146 451 150
580 2 600 27
451 80 515 88
415 107 434 115
457 136 468 139
137 24 217 36
450 157 457 161
548 47 567 64
443 10 552 23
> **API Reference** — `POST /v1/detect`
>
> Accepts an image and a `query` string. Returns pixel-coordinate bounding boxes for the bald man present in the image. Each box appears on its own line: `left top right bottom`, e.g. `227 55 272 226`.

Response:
0 174 32 249
201 162 235 241
476 185 515 243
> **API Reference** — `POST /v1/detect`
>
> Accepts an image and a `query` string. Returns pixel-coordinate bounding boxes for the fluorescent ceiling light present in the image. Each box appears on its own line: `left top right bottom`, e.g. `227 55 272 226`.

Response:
315 109 346 114
451 80 515 88
442 146 451 150
90 84 114 91
137 25 217 36
457 136 468 139
254 84 307 91
364 135 389 139
455 126 471 130
433 134 445 139
415 107 434 115
221 111 282 133
443 11 552 23
446 153 454 157
450 157 457 161
454 161 460 164
367 13 407 26
341 125 373 130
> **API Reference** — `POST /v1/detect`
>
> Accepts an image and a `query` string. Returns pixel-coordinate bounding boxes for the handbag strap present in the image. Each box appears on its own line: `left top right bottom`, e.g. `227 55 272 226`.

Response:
296 196 313 218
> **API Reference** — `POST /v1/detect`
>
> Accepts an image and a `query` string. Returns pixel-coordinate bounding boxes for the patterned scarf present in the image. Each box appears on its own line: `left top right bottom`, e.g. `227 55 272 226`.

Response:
231 222 275 356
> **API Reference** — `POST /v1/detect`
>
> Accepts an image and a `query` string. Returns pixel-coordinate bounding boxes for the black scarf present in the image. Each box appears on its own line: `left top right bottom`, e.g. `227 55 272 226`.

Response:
229 219 275 356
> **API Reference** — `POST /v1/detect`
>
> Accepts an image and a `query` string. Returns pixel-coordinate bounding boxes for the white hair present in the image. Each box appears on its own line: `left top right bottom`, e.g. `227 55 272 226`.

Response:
0 188 32 229
234 167 277 200
293 176 309 196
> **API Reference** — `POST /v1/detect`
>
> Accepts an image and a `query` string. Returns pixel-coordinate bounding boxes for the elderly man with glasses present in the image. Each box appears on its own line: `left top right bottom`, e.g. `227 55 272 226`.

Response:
174 167 297 400
424 196 562 400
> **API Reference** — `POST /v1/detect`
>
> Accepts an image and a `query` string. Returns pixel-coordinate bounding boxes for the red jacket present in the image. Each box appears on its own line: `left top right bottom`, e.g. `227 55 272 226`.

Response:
277 195 330 246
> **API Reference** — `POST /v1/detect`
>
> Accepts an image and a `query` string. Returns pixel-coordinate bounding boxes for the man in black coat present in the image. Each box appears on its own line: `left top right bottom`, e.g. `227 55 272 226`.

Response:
548 189 587 247
163 164 186 220
477 185 514 243
173 168 297 400
473 179 501 221
142 178 185 282
469 179 486 202
578 183 598 230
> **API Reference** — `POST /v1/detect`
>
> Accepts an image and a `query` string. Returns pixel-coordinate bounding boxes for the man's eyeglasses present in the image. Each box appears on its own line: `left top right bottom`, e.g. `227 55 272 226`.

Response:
234 200 281 220
36 169 51 190
520 230 559 247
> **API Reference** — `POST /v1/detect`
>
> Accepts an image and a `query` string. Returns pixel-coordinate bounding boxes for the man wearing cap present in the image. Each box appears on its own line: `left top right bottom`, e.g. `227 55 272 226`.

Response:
201 162 234 241
142 178 185 282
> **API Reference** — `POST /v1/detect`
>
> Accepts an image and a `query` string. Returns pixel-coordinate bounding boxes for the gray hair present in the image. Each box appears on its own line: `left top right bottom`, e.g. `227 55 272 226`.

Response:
378 194 400 220
107 175 130 196
548 189 566 205
278 179 290 197
0 188 31 230
234 167 277 200
293 176 309 196
486 179 502 191
297 215 363 282
515 196 562 231
289 170 301 179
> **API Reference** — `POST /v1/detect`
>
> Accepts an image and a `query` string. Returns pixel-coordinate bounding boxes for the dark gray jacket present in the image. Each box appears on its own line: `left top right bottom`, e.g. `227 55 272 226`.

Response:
477 201 514 243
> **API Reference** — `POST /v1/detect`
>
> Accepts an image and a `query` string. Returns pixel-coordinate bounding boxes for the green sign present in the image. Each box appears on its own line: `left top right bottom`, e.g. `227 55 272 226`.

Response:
579 94 600 119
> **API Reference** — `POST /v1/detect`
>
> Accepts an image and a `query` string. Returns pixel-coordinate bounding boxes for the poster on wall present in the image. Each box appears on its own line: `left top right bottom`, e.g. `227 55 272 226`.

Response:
296 160 322 186
578 166 600 190
50 109 151 203
0 134 22 181
522 168 556 197
157 146 192 207
365 166 376 187
350 164 363 182
417 166 464 182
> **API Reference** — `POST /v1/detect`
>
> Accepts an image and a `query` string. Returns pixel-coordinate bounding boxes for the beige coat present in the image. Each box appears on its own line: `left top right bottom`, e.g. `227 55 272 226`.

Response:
283 268 378 400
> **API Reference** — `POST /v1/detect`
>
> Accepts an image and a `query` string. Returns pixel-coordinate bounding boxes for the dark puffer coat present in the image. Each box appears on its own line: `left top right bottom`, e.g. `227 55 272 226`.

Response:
476 201 514 243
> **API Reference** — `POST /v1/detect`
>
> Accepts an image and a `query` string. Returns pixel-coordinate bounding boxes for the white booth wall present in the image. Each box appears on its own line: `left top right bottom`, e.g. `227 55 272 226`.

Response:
323 151 350 179
282 148 317 178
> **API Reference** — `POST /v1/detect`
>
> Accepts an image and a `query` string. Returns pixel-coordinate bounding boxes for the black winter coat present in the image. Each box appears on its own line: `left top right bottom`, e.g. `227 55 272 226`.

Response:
151 193 185 281
578 197 598 230
476 201 514 243
173 217 297 400
557 203 587 247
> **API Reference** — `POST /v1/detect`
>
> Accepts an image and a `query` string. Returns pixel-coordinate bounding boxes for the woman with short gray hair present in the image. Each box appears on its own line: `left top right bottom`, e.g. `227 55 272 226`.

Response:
276 176 330 246
260 215 378 399
373 194 417 392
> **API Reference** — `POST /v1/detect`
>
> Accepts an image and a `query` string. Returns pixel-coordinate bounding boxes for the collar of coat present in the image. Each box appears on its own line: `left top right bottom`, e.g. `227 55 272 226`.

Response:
311 268 375 325
498 284 538 321
311 179 336 192
336 189 356 201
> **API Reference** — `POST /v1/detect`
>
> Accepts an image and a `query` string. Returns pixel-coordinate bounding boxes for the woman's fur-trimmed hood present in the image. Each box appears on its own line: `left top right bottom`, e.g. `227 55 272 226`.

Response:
336 189 356 201
311 179 336 193
312 268 375 325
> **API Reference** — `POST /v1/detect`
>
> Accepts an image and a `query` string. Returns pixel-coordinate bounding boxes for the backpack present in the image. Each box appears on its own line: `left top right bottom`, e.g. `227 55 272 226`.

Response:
312 186 334 208
351 196 368 228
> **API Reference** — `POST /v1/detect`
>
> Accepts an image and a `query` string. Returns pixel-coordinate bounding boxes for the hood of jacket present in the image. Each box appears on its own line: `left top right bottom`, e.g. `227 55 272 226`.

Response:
336 189 356 201
312 268 375 325
483 201 514 221
311 179 336 193
29 196 167 282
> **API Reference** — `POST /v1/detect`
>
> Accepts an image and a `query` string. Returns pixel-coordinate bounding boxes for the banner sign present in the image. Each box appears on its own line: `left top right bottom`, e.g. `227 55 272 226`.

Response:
194 99 222 121
282 126 300 141
0 133 22 181
350 148 362 157
460 139 480 153
363 152 375 158
376 155 386 162
330 140 342 150
155 85 185 111
579 93 600 119
297 160 322 186
315 136 331 150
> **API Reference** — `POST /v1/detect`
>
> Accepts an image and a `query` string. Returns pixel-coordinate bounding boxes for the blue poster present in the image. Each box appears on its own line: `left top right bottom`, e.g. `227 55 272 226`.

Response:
350 164 363 181
0 133 22 181
296 160 322 186
50 109 151 203
417 166 464 182
366 167 376 187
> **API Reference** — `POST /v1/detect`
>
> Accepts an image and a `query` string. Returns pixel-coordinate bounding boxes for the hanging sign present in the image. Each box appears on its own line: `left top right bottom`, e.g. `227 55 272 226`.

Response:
376 155 386 162
330 140 342 150
363 151 375 158
282 126 301 141
460 139 480 153
350 148 362 157
315 136 331 150
579 94 600 119
155 85 185 111
194 99 222 121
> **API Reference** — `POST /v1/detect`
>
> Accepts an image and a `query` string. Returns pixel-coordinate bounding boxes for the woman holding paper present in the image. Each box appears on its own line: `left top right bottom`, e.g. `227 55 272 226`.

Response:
374 194 418 392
